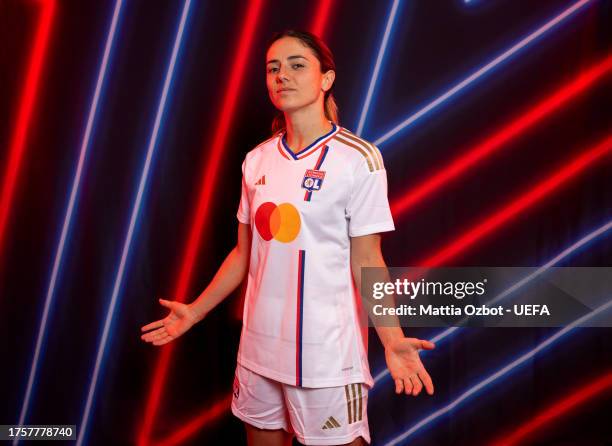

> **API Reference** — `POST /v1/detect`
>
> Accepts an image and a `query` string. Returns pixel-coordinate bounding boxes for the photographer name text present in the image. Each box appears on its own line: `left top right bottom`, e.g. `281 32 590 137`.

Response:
372 304 550 317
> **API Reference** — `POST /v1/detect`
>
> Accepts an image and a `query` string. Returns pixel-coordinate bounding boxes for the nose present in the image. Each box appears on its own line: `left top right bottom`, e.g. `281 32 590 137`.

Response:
275 65 289 83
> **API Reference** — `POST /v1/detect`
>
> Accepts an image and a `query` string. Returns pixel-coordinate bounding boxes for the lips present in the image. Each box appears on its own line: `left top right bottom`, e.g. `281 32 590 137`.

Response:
277 88 296 93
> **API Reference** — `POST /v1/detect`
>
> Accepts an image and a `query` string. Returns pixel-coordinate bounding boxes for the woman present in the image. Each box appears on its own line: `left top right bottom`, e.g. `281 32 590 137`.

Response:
141 29 435 446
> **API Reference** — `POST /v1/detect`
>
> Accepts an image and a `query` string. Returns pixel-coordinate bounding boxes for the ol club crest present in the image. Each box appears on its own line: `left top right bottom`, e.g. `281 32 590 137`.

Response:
301 169 325 191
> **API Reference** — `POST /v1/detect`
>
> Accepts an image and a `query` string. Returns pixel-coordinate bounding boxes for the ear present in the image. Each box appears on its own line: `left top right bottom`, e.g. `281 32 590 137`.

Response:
322 70 335 93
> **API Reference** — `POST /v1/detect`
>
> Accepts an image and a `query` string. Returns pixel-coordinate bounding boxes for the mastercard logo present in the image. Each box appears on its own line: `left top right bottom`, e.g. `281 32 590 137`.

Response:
254 202 301 243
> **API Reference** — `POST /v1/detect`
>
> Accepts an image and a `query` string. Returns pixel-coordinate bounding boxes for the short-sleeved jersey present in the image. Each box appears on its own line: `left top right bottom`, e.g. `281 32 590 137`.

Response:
236 123 394 388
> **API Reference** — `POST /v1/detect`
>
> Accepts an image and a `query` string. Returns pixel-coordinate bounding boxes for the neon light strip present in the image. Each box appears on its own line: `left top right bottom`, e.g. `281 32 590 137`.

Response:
76 2 192 445
391 54 612 218
0 0 55 258
383 299 612 445
173 0 264 302
422 133 612 267
153 395 232 446
137 2 264 443
373 217 612 384
373 0 593 147
355 0 401 136
491 370 612 446
310 0 334 38
13 2 122 443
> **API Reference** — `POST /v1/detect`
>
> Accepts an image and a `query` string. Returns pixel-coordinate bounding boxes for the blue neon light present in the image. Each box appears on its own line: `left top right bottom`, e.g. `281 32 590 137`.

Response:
355 0 402 137
373 0 593 148
382 298 612 445
14 3 124 444
372 217 612 386
76 1 193 444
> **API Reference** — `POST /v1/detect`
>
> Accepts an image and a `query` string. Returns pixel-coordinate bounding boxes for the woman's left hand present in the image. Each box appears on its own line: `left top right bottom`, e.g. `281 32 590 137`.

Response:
384 337 435 396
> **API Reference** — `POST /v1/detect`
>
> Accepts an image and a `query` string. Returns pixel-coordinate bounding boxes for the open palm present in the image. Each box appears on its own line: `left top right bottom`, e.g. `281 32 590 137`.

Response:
385 337 435 396
140 299 199 346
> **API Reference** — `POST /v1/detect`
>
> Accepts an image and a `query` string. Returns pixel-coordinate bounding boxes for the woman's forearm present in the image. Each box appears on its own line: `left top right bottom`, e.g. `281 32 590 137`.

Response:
352 254 404 348
351 234 405 349
189 246 249 322
188 223 251 322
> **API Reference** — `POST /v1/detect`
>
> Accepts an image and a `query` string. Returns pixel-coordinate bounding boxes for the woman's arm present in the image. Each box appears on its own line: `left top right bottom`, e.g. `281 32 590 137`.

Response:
350 234 436 396
188 222 252 322
141 223 251 346
350 234 404 346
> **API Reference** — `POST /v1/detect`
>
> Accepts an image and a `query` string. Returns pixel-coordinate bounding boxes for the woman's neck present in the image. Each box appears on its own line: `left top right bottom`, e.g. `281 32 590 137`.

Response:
284 108 333 154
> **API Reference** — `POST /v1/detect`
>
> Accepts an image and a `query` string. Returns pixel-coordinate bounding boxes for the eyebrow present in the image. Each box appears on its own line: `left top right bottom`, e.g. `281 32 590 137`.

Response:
266 55 308 65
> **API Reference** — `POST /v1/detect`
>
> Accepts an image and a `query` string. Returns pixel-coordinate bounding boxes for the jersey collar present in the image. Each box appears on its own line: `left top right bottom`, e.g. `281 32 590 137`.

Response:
277 123 339 161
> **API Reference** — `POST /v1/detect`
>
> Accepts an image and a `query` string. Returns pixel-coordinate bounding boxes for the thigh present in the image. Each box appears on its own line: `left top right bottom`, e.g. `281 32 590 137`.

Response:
231 362 293 433
244 422 293 446
283 382 370 445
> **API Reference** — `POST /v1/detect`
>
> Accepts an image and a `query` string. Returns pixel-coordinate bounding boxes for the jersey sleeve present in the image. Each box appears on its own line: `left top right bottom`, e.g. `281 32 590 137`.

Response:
346 154 395 237
236 157 250 224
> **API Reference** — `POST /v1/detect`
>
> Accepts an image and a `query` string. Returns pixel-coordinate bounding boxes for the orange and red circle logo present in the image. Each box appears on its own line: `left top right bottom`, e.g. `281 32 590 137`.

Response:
254 202 301 243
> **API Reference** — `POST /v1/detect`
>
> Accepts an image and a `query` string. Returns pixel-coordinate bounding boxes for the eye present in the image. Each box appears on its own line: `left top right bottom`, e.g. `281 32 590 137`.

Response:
292 63 304 69
267 67 279 73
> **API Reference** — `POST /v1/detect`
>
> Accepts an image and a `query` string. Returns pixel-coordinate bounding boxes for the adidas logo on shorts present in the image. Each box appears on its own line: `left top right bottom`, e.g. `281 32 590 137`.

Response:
321 416 341 430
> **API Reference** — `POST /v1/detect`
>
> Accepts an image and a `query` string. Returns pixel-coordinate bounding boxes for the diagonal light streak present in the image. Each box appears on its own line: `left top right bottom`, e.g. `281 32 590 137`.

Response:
310 0 334 38
420 134 612 267
76 2 193 444
490 370 612 446
137 2 264 444
390 54 612 218
373 0 593 147
13 2 123 444
0 0 55 260
373 217 612 384
383 298 612 445
355 0 401 136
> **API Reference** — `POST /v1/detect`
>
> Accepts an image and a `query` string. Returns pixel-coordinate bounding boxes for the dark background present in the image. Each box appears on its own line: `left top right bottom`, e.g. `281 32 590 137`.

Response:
1 0 611 445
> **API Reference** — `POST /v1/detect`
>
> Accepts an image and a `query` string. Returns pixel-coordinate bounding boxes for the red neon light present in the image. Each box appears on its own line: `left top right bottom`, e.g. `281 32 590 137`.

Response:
421 133 612 267
490 371 612 446
137 2 264 444
391 54 612 219
310 0 334 38
0 0 55 259
151 395 232 446
173 0 264 303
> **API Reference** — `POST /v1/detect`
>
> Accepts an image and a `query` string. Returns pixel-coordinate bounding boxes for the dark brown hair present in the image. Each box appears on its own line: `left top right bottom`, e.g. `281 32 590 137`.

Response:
266 29 339 135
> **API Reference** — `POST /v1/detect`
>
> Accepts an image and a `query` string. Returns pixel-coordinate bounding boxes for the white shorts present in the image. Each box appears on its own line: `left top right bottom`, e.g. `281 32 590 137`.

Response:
231 362 371 445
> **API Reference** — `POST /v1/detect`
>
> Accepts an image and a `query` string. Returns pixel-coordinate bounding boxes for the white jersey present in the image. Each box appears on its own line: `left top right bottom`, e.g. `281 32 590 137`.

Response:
236 123 394 388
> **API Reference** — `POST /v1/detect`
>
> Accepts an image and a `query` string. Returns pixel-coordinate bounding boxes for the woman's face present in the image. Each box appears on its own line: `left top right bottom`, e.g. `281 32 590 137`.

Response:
266 36 334 114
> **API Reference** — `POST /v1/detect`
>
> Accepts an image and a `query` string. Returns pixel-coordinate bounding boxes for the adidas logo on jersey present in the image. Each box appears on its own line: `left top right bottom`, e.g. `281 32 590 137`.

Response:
321 416 341 430
255 175 266 185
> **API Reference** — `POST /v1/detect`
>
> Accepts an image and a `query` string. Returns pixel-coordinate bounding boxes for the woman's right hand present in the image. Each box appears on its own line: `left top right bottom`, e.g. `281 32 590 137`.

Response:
140 299 201 346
